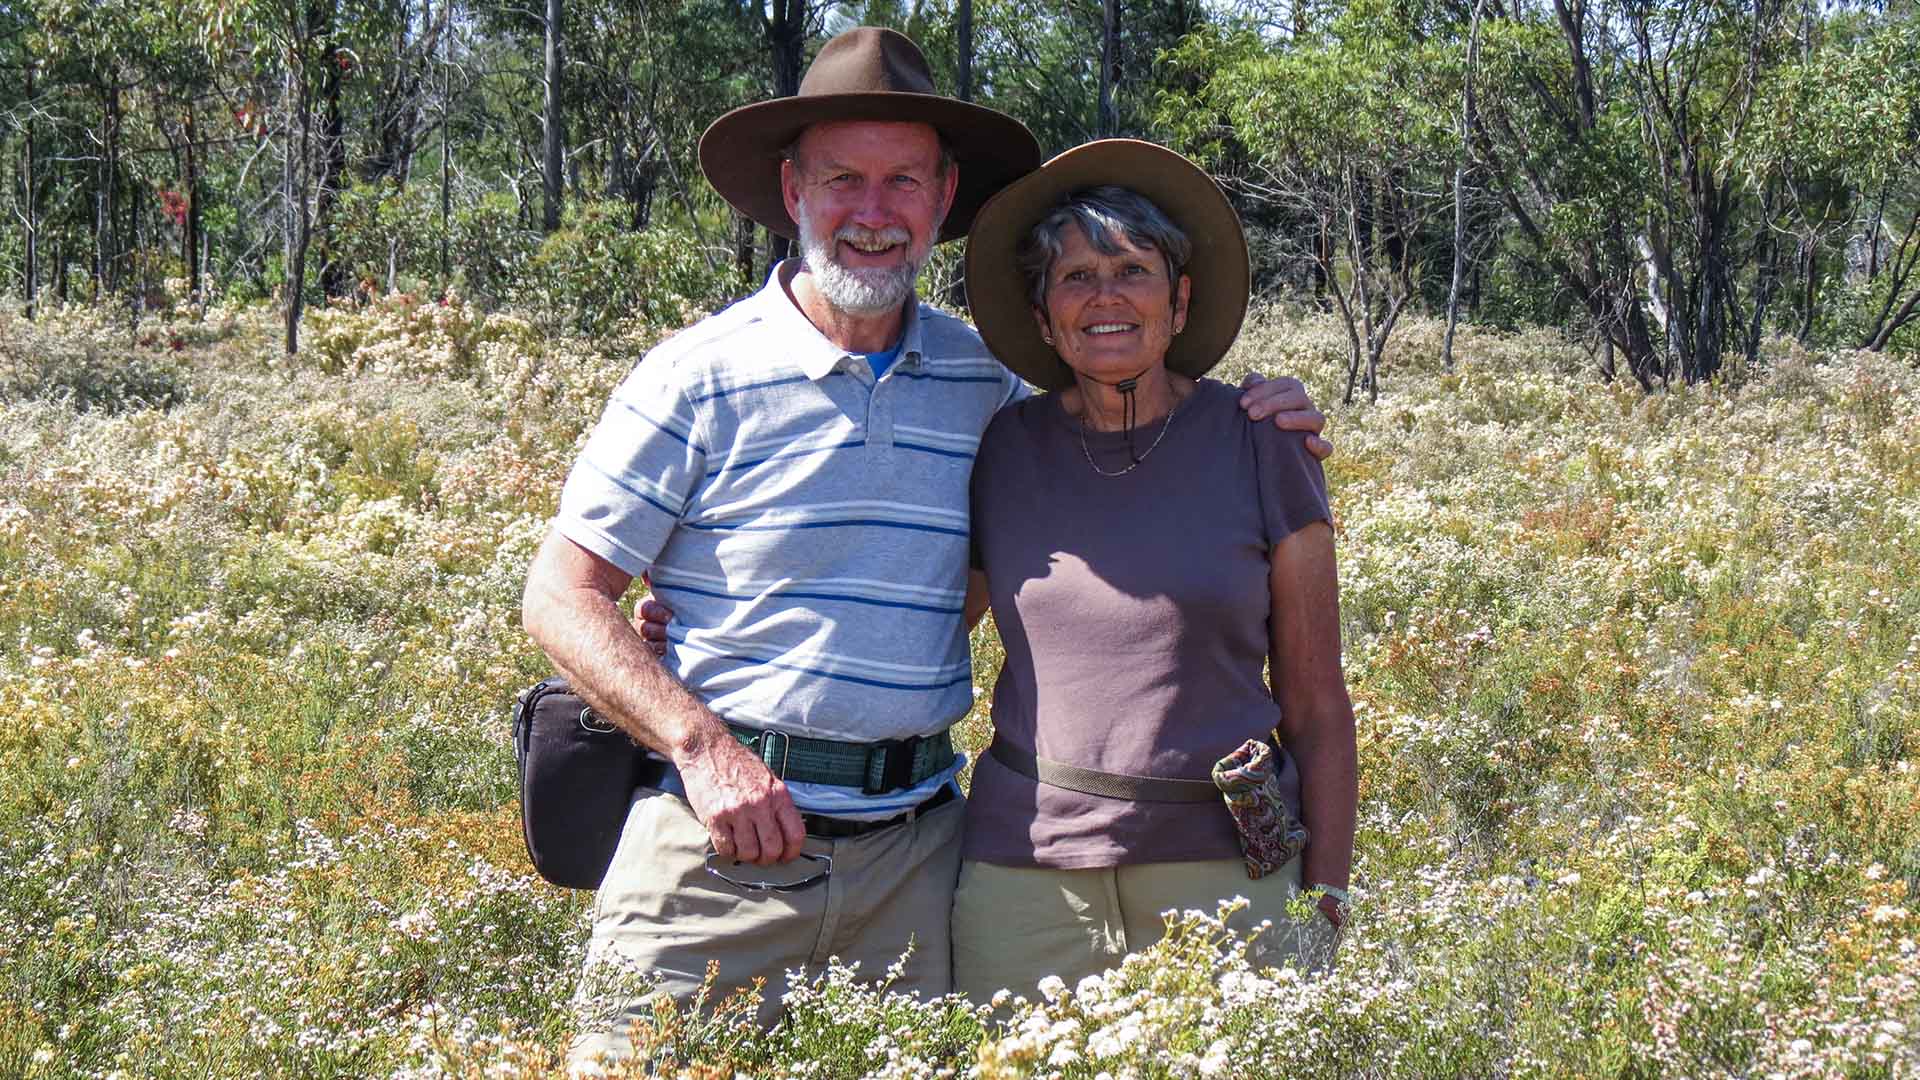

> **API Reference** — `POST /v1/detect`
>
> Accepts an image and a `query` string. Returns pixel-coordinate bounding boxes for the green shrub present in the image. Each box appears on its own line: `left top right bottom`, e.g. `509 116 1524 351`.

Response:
450 191 543 310
512 202 743 338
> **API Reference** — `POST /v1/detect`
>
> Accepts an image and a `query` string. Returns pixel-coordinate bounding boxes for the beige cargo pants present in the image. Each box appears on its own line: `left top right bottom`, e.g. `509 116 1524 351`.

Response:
567 783 964 1073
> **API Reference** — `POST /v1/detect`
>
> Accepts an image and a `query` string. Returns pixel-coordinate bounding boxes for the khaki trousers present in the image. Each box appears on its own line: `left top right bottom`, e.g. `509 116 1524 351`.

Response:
950 855 1334 1003
568 784 964 1072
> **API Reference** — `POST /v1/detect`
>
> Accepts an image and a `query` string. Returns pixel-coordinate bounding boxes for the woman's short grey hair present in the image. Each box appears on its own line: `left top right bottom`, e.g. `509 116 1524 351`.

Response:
1016 186 1192 310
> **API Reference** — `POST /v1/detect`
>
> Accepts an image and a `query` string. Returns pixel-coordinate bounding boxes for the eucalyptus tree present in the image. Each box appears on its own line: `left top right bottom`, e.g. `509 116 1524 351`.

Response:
1618 0 1811 381
1 2 44 312
1160 4 1456 403
968 0 1209 155
1465 0 1666 386
1750 13 1920 352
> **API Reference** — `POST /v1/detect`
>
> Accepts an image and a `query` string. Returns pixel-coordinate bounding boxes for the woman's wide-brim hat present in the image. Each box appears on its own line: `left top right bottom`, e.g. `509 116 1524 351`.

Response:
699 27 1041 243
965 139 1250 392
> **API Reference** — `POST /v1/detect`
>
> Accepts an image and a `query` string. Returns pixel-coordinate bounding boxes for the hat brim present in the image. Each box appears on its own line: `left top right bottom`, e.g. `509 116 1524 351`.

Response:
964 140 1250 392
699 93 1041 243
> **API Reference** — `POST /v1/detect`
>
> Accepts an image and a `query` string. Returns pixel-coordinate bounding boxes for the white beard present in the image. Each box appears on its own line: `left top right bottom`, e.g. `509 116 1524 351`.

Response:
794 204 936 316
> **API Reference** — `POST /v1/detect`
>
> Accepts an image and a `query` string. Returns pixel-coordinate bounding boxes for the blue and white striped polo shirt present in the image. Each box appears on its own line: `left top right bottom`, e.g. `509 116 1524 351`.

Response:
556 263 1023 759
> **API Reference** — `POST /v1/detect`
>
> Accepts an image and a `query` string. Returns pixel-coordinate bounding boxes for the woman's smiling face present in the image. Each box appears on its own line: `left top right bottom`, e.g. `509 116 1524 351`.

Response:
1033 223 1191 382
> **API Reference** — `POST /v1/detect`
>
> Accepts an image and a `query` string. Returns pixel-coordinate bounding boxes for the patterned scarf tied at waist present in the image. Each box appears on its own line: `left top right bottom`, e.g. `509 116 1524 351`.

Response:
1212 738 1311 880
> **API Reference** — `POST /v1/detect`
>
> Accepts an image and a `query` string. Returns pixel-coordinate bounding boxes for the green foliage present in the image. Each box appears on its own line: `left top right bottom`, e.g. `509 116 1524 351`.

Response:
511 202 743 338
327 180 446 295
446 192 542 311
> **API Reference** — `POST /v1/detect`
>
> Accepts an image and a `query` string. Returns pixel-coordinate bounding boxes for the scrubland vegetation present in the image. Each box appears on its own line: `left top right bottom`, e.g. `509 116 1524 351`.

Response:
1 291 1916 1078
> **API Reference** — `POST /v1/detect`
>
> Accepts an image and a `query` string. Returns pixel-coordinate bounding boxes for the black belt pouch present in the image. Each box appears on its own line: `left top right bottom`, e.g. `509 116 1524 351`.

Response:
511 676 656 889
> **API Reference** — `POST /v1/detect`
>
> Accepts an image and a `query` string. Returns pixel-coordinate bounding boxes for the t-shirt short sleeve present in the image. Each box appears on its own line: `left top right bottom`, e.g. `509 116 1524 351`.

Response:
1253 425 1333 547
1002 371 1034 408
553 355 708 577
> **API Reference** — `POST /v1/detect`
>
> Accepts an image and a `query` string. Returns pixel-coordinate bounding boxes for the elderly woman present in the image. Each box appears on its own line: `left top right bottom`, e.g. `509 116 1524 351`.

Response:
951 139 1358 998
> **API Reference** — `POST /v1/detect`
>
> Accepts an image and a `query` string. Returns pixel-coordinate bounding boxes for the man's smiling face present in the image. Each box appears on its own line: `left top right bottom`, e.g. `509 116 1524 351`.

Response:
782 121 956 317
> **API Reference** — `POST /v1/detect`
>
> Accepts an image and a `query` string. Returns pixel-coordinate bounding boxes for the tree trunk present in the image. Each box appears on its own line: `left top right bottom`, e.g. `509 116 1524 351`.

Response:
286 59 314 356
1098 0 1119 137
1743 186 1781 369
956 0 974 101
734 211 755 284
99 82 122 299
371 2 421 186
317 36 351 299
23 59 37 320
1797 240 1818 343
131 180 146 329
1441 3 1482 374
1866 181 1888 281
542 0 565 233
184 102 202 304
1861 205 1920 350
440 16 452 292
763 0 805 270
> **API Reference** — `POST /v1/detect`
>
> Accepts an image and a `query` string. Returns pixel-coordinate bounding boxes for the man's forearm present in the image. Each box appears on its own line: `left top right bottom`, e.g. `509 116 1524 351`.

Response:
522 530 807 864
523 558 730 764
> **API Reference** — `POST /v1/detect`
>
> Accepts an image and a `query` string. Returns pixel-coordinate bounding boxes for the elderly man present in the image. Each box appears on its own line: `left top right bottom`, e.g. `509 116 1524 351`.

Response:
520 27 1330 1064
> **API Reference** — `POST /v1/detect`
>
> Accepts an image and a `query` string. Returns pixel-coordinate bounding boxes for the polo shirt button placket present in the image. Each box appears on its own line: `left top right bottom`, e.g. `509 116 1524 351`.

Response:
866 363 894 454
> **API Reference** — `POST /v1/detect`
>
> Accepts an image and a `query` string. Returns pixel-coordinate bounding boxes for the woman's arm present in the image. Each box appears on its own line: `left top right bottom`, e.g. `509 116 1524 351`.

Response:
1268 520 1358 924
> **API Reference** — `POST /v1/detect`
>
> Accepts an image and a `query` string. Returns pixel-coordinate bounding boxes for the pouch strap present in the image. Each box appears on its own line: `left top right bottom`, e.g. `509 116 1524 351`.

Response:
988 737 1219 803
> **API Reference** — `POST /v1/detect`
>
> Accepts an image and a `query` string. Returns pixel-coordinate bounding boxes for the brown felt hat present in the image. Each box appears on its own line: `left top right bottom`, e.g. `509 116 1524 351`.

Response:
964 139 1250 392
699 27 1040 243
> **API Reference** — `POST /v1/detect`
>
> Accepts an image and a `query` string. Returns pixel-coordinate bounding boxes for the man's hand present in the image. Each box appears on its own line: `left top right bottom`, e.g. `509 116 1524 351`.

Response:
676 730 807 866
1239 373 1333 461
626 590 801 864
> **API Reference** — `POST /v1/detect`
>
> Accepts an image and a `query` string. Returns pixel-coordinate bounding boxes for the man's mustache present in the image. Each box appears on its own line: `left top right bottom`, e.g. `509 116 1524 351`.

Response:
834 225 913 252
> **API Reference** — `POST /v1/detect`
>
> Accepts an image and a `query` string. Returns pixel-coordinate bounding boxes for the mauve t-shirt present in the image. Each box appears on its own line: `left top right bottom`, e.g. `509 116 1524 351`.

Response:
965 378 1332 868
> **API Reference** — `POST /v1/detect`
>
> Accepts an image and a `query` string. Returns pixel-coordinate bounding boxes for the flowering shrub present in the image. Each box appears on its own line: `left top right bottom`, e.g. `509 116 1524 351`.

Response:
1 307 1915 1077
301 290 544 380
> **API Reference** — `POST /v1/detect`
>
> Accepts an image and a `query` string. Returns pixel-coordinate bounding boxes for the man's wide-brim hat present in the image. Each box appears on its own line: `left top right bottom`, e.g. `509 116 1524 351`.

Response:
699 27 1041 243
965 139 1251 392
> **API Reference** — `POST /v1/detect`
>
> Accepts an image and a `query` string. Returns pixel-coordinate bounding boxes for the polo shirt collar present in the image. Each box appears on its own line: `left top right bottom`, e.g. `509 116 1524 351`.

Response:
758 259 928 381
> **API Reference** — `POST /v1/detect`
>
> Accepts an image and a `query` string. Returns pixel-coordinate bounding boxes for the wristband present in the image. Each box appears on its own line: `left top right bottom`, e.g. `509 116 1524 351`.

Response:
1312 884 1351 906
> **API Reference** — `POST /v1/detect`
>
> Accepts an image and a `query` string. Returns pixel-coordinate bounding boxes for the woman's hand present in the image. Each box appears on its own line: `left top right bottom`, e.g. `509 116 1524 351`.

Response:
634 589 673 657
1317 891 1346 929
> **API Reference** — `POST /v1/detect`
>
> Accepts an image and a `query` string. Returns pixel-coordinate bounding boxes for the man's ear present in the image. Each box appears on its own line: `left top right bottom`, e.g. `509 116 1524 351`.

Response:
780 157 804 223
939 161 960 222
1172 274 1192 334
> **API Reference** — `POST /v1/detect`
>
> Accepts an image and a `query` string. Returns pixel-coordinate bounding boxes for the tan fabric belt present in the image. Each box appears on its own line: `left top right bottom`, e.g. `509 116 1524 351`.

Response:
987 737 1220 803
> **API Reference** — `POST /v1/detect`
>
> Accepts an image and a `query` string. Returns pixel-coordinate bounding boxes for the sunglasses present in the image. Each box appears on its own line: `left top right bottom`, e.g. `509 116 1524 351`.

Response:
703 848 832 893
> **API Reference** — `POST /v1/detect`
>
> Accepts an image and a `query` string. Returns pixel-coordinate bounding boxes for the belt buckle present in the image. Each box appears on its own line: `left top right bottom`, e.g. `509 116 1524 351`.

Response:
757 729 792 778
864 733 926 795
